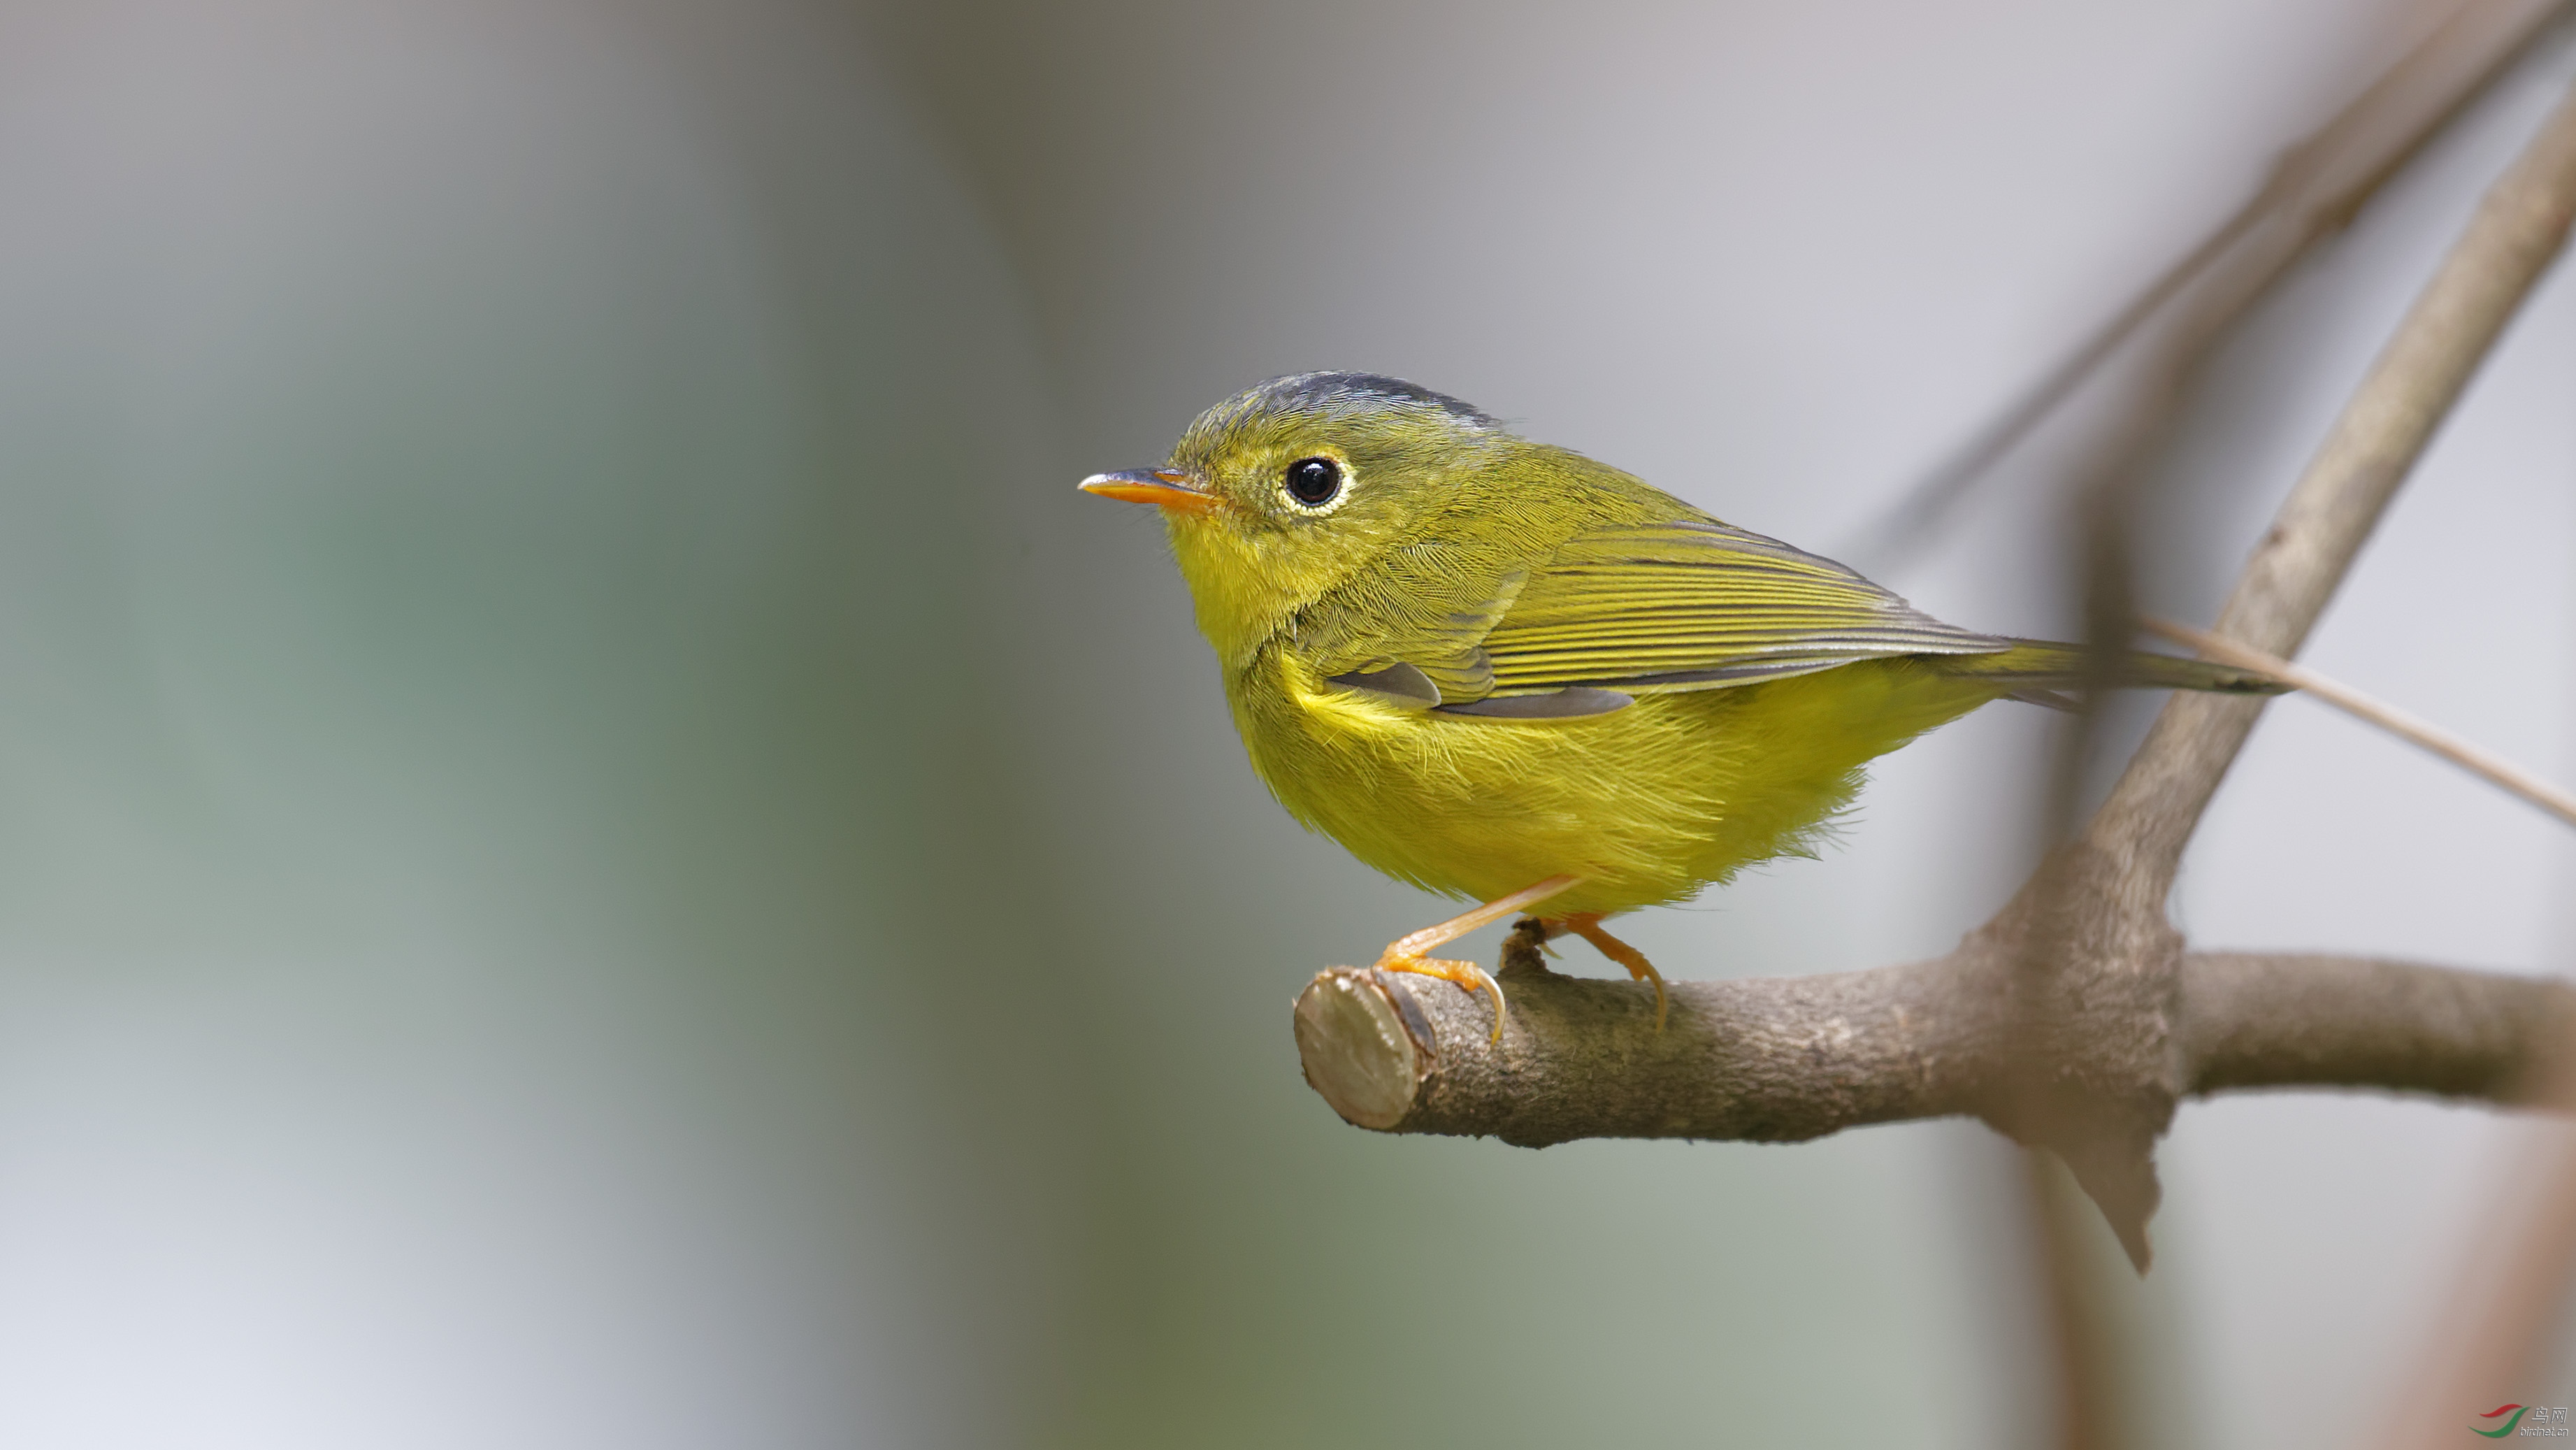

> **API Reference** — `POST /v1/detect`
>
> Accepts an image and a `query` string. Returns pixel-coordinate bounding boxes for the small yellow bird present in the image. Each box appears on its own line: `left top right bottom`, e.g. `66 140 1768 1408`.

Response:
1081 373 2276 1034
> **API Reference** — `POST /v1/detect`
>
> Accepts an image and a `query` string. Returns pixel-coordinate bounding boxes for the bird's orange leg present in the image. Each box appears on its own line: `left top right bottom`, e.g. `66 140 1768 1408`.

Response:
1374 875 1582 1042
1556 914 1668 1032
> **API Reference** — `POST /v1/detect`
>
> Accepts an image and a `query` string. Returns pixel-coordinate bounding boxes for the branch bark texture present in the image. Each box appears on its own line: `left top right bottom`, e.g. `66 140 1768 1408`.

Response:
1294 928 2576 1148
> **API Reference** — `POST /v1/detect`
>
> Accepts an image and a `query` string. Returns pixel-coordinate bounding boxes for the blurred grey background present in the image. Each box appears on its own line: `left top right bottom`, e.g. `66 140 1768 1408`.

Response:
0 1 2569 1447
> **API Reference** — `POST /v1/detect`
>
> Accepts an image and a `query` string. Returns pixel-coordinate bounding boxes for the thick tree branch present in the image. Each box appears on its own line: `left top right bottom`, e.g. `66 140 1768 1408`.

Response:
2177 952 2575 1099
1293 930 2576 1145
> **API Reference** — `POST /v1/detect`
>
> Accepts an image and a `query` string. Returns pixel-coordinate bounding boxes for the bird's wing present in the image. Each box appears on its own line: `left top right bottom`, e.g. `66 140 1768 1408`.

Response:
1472 515 2007 697
1296 545 1529 705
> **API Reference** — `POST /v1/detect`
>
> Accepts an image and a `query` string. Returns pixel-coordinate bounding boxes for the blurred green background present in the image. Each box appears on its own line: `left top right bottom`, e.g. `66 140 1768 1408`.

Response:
1 1 2570 1447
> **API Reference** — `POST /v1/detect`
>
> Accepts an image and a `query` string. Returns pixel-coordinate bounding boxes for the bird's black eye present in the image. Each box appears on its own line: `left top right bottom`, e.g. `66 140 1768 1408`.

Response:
1284 457 1343 508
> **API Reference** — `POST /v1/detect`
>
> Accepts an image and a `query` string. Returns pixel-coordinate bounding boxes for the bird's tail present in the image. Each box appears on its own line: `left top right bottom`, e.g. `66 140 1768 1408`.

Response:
1931 639 2287 709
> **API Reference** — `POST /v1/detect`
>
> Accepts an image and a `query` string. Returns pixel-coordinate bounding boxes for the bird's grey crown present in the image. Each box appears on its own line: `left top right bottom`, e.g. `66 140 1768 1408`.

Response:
1243 371 1501 429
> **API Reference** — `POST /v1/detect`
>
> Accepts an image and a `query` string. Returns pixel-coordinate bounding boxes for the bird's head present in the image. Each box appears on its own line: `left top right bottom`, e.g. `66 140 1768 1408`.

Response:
1080 371 1511 664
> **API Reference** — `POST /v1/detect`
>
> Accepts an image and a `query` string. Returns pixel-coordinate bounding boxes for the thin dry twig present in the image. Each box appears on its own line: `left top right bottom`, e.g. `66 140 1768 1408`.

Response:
2084 66 2576 891
2142 615 2576 828
1850 0 2569 567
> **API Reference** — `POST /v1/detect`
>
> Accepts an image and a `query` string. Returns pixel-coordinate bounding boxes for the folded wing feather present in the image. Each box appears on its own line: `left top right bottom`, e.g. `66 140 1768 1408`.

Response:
1474 516 2006 696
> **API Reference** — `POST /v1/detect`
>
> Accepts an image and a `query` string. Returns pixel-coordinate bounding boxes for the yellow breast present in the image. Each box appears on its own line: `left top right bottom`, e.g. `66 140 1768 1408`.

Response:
1225 645 2000 918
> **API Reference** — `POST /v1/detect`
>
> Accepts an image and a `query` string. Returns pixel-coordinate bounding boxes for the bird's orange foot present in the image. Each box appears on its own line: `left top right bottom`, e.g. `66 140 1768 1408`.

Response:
1369 875 1583 1043
1557 913 1669 1031
1374 949 1509 1042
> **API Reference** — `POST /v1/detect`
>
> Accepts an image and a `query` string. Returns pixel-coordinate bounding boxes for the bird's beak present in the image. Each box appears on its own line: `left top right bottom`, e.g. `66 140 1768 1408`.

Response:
1078 467 1219 514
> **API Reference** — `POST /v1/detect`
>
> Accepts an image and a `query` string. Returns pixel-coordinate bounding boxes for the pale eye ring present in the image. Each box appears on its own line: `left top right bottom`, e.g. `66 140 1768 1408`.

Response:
1283 457 1342 508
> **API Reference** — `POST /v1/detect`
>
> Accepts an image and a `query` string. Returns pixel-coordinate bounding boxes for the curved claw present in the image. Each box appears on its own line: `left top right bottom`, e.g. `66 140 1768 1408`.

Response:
1365 877 1578 1046
1375 950 1509 1043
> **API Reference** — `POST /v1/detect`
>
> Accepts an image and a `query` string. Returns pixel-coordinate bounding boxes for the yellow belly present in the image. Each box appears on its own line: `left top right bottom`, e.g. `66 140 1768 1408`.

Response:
1228 648 2001 918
